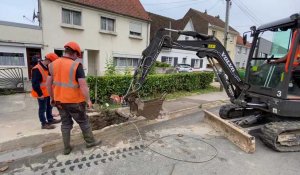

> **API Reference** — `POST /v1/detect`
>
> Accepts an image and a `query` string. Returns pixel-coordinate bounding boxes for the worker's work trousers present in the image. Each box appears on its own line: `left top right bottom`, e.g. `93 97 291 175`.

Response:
58 102 92 134
37 96 54 126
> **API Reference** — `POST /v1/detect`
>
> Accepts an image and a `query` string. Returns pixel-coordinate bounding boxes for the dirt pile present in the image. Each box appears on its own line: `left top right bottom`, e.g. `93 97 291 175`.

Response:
88 109 129 131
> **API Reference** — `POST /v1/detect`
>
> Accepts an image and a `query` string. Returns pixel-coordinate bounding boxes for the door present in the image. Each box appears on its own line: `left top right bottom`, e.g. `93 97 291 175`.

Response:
26 48 41 79
87 50 99 76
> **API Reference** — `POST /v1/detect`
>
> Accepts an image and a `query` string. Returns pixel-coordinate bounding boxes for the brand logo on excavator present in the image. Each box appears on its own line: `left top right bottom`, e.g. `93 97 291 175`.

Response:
222 52 235 73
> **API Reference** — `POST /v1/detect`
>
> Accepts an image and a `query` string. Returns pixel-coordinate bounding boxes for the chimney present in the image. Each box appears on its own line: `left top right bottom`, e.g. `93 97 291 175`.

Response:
215 15 220 19
204 9 207 14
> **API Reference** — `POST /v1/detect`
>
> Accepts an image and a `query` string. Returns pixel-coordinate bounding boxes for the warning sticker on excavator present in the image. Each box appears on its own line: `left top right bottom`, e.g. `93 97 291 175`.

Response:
208 44 216 49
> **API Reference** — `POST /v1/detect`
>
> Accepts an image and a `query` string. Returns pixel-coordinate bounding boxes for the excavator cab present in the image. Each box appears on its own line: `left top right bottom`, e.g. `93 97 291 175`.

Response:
246 27 300 100
238 14 300 118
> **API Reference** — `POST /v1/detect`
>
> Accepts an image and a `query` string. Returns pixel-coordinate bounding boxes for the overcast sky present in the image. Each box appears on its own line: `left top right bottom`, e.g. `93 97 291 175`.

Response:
0 0 299 34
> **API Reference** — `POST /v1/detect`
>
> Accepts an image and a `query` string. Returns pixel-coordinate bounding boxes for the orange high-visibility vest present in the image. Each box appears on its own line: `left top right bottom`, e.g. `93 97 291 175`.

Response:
292 46 300 67
31 64 49 98
286 30 300 71
49 57 85 103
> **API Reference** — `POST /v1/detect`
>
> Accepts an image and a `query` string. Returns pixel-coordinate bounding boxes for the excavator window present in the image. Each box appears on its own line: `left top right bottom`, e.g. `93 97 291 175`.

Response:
248 29 291 90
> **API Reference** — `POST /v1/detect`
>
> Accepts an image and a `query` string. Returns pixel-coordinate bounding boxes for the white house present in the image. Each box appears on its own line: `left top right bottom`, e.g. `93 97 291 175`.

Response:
0 0 151 80
235 35 251 69
40 0 150 76
148 9 239 71
0 21 43 80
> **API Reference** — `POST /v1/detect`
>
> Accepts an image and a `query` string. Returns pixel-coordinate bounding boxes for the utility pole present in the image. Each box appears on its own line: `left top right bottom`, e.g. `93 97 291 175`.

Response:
224 0 231 49
219 0 231 91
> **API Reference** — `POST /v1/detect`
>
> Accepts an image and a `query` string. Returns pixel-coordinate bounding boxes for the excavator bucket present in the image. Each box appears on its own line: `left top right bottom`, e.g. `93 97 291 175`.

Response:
126 93 166 120
203 110 256 153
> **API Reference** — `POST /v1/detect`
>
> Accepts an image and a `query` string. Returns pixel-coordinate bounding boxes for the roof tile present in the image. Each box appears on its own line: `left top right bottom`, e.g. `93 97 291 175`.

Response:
149 8 239 41
65 0 150 21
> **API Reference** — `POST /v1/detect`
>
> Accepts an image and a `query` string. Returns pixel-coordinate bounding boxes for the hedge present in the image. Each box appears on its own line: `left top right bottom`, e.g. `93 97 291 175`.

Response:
87 72 214 103
238 69 246 80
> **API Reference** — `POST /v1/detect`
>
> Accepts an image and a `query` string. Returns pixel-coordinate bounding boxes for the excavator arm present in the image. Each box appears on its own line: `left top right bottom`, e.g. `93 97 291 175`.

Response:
123 28 251 117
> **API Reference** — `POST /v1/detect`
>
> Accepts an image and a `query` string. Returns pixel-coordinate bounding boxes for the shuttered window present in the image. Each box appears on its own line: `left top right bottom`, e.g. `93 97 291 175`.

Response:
130 22 142 36
62 8 81 26
161 56 178 66
114 57 139 67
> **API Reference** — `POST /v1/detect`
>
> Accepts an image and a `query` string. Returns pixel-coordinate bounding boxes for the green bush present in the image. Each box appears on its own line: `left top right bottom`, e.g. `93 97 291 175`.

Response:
155 61 170 68
87 72 214 104
104 58 118 76
238 69 246 80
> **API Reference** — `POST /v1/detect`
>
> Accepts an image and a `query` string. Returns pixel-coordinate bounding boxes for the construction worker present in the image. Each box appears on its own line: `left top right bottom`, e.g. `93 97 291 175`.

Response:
269 30 300 65
31 53 61 129
46 41 100 155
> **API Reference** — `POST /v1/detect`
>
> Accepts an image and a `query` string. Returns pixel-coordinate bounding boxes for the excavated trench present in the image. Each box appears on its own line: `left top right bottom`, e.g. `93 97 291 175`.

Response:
88 109 129 131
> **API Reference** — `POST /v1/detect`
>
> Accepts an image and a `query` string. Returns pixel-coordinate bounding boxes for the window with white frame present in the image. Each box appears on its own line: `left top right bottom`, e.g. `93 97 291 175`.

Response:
199 59 203 68
194 59 200 68
62 8 81 26
129 22 142 37
243 47 247 54
238 46 242 54
166 57 173 65
101 17 115 32
229 34 233 43
182 57 187 64
212 30 216 36
161 56 177 66
0 52 25 66
114 57 139 67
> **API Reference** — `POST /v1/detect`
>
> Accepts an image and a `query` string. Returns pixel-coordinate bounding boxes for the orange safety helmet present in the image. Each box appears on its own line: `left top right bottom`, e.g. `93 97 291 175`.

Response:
64 41 81 57
45 53 59 62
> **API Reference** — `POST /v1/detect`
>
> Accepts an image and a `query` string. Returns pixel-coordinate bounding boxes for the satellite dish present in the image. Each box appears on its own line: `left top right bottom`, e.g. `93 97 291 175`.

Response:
32 9 39 22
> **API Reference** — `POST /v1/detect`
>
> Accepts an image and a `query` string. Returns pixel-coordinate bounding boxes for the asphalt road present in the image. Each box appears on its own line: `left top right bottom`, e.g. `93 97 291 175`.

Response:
6 109 300 175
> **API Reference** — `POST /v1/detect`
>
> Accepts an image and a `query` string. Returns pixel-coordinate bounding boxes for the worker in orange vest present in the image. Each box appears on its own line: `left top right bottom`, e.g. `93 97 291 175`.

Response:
47 41 100 155
269 30 300 65
31 53 61 129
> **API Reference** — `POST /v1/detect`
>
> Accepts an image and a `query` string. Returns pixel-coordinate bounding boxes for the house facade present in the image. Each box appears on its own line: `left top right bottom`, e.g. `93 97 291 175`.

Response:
41 0 150 76
235 35 251 69
0 21 43 80
149 9 239 71
0 0 150 79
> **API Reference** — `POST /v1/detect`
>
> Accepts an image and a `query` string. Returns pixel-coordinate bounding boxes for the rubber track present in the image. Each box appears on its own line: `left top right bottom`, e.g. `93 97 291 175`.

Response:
219 104 242 119
260 121 300 152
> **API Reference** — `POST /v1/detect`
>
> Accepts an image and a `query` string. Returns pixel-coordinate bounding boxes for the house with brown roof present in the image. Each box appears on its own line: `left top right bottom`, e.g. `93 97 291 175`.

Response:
0 0 151 78
235 35 251 69
39 0 150 76
149 8 239 70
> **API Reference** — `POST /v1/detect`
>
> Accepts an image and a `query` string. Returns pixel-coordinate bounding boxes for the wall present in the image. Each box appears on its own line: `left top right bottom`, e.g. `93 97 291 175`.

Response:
0 21 43 79
157 20 208 71
40 0 150 75
0 21 42 44
257 38 272 57
208 25 237 61
177 20 195 41
158 48 209 71
235 45 250 68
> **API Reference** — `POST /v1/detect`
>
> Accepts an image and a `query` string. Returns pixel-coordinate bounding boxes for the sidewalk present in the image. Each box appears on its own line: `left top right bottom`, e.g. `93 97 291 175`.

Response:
0 86 228 161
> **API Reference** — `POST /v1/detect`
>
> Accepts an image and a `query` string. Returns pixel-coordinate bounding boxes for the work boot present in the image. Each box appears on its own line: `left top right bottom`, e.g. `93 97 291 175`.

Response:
48 119 61 124
62 131 72 155
82 129 102 148
41 124 55 129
